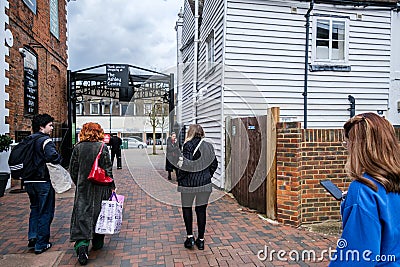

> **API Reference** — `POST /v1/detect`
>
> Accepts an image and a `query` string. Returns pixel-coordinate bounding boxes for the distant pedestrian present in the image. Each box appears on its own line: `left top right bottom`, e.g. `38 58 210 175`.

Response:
165 132 180 180
330 113 400 266
25 113 61 254
177 124 218 250
69 122 116 265
109 133 122 169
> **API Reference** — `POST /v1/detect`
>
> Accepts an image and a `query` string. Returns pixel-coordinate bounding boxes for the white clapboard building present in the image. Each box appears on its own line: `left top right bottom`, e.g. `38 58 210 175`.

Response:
388 10 400 126
176 0 400 188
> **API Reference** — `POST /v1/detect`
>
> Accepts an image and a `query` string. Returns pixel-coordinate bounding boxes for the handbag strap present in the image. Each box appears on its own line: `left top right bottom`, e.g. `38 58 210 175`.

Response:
97 142 105 158
193 139 204 156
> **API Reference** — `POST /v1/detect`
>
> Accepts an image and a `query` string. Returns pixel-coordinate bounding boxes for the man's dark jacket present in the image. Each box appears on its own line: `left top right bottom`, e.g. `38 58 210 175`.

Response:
25 132 61 182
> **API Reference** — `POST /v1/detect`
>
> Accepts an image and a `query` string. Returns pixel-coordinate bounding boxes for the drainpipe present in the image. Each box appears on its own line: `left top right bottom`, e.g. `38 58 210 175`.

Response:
193 0 199 124
348 95 355 118
303 0 314 129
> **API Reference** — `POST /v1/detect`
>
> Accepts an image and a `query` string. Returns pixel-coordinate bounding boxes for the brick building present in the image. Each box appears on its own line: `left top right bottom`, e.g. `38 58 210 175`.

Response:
1 0 68 142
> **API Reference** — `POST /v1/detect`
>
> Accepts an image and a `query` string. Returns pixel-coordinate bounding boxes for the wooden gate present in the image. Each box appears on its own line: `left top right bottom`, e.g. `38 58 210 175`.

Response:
225 108 278 218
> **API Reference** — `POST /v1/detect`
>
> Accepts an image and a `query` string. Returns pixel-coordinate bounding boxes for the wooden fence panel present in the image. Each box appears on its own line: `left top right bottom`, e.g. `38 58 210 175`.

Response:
227 112 277 214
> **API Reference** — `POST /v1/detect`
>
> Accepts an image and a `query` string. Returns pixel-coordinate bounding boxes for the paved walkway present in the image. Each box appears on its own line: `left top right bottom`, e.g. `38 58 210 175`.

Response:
0 148 339 266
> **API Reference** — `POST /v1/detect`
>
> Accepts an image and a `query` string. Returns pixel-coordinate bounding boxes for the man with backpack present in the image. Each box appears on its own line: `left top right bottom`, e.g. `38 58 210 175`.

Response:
10 114 61 254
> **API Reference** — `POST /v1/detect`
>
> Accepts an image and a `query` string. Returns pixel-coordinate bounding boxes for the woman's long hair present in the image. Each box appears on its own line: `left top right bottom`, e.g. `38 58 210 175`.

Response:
79 122 104 142
184 124 205 143
344 112 400 192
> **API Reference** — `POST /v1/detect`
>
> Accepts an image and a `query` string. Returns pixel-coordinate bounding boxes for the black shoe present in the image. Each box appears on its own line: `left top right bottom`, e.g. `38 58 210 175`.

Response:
184 236 195 248
28 238 37 249
77 245 88 265
195 238 204 250
34 243 52 254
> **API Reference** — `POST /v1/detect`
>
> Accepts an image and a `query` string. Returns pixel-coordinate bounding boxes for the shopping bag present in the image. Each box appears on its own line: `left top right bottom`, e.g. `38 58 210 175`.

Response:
47 163 73 194
42 139 72 193
95 192 125 234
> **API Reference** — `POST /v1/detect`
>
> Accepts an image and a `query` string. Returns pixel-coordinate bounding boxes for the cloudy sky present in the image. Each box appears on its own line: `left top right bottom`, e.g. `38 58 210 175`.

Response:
67 0 183 72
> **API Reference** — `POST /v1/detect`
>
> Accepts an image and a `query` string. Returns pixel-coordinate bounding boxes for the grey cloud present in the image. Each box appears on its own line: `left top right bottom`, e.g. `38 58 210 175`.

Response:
68 0 182 72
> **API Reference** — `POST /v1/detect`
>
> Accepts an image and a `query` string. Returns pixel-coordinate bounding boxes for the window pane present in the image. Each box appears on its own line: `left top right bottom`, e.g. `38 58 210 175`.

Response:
332 40 345 60
332 21 345 41
316 40 329 59
125 104 135 116
91 104 99 114
103 103 110 114
317 20 329 39
76 103 82 115
121 104 128 116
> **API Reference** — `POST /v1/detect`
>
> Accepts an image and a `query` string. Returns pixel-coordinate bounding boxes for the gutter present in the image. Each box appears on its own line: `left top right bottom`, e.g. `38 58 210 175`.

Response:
312 0 399 8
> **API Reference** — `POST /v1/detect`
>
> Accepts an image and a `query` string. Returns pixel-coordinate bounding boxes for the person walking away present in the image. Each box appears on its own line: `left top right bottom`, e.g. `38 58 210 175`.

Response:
109 133 122 169
329 113 400 266
24 114 61 254
177 124 218 250
69 122 116 265
165 132 180 180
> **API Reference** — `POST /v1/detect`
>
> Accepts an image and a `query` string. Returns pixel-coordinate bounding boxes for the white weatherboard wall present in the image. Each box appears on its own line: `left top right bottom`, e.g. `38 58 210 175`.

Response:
196 0 225 187
181 0 196 126
0 0 11 189
388 11 400 126
224 0 392 128
0 0 10 134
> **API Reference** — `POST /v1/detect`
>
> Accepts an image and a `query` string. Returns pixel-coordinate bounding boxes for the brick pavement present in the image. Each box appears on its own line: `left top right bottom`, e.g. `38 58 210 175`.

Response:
0 148 339 266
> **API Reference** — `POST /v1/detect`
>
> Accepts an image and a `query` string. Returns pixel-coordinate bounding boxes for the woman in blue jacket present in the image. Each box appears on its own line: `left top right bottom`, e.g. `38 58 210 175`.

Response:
330 113 400 266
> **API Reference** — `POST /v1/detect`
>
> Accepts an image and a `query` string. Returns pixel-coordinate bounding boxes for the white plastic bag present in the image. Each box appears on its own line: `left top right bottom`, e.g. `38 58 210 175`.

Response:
95 193 125 234
46 163 72 194
42 139 72 194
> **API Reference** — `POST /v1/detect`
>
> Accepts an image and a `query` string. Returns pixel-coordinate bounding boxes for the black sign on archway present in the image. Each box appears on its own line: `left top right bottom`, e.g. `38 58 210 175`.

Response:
63 64 174 161
106 64 129 88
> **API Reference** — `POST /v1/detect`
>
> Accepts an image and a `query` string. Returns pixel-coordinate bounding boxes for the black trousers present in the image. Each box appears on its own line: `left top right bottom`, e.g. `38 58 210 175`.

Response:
181 191 211 239
111 149 122 168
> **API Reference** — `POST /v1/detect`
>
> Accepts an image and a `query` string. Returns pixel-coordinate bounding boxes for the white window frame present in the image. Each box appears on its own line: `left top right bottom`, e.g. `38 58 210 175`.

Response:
90 102 100 115
206 30 215 71
312 16 349 65
76 103 83 115
144 103 152 116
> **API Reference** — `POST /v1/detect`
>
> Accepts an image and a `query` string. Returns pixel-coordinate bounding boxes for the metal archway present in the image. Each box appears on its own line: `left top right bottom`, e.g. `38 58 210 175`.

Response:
62 64 174 162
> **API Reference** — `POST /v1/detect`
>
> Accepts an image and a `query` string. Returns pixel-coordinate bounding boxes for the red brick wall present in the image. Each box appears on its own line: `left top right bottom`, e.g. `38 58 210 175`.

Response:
276 122 349 226
276 122 302 225
5 0 68 138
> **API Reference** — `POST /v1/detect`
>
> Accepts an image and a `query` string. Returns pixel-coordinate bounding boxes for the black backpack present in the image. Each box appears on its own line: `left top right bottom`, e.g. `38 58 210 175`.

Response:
8 134 47 180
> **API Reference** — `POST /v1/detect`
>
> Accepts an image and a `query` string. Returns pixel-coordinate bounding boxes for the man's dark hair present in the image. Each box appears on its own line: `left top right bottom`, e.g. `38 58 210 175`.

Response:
32 114 54 133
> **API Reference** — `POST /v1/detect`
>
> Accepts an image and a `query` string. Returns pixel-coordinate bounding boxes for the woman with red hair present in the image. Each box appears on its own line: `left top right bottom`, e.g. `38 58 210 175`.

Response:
69 122 116 265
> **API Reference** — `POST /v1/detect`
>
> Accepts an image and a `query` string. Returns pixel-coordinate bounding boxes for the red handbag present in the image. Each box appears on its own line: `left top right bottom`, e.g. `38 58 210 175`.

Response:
88 143 113 185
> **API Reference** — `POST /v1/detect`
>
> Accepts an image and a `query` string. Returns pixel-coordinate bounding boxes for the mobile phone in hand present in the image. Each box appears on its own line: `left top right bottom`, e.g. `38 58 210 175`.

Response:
320 180 343 200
